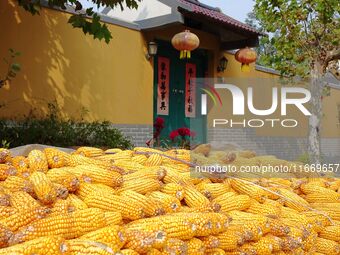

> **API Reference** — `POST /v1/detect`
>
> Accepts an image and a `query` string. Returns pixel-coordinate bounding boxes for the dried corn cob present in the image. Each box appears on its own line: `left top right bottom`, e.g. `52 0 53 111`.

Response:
0 164 17 181
120 190 164 217
44 148 71 168
75 147 104 158
160 183 185 201
305 192 340 203
124 229 167 253
29 171 57 205
184 185 211 208
9 191 39 210
70 165 123 187
196 183 231 200
113 160 146 174
230 179 269 202
319 225 340 241
80 225 125 250
46 168 80 192
0 148 11 163
215 230 245 251
66 194 88 211
117 178 161 195
205 248 226 255
120 249 140 255
0 236 68 255
84 193 143 220
212 194 251 212
144 154 163 167
315 237 340 254
27 149 48 173
247 199 281 217
187 238 205 254
146 248 163 255
65 239 119 254
0 206 50 231
148 191 181 213
122 166 166 182
131 155 148 165
276 188 309 212
10 156 29 177
105 148 123 154
0 189 10 206
54 183 69 199
0 206 16 218
50 199 72 215
310 203 340 220
76 182 116 200
70 154 113 170
1 175 34 195
104 211 123 226
0 224 12 248
200 235 220 249
161 238 188 255
11 208 106 243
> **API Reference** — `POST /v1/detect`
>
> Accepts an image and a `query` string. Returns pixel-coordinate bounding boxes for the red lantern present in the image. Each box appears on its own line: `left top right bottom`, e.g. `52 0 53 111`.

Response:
171 30 200 59
235 47 257 72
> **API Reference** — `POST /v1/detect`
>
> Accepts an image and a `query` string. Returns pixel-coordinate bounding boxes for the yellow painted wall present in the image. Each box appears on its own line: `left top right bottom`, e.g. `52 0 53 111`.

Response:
0 1 339 138
0 0 154 125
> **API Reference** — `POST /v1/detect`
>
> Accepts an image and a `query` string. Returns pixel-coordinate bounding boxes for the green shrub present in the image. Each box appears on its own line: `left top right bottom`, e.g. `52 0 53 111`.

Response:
0 103 133 149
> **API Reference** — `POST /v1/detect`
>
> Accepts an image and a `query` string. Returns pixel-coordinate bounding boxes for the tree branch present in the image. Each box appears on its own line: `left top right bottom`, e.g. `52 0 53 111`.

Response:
325 48 340 64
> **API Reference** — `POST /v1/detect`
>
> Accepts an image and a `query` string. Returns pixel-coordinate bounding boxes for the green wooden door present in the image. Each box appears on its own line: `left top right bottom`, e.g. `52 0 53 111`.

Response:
153 40 207 145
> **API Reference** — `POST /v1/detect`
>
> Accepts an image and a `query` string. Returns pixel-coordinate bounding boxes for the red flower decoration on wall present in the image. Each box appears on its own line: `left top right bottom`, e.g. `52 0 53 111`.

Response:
169 127 195 141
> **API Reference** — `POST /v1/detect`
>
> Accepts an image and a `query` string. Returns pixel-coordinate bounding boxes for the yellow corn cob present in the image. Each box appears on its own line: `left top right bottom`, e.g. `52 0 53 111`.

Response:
0 206 50 231
10 191 40 210
163 167 192 185
148 191 181 213
105 148 123 154
113 160 146 174
54 183 69 199
0 224 12 248
230 179 269 202
160 183 185 200
276 188 309 212
65 239 119 254
124 229 167 253
117 178 161 195
44 148 71 168
0 164 17 180
215 230 245 251
27 149 49 173
144 154 163 166
10 208 106 244
134 147 162 154
319 225 340 241
183 185 211 208
120 249 140 255
0 236 68 255
0 206 16 217
261 235 283 253
76 182 116 200
1 175 34 195
29 171 57 205
280 206 310 228
104 211 123 226
46 168 80 192
70 165 123 188
315 237 340 254
50 199 72 215
301 182 333 194
161 238 188 255
212 194 251 213
230 221 265 241
0 192 10 207
131 154 148 165
196 183 231 200
305 192 340 203
74 147 104 157
120 190 164 217
246 199 282 217
302 229 317 251
66 194 88 211
84 192 143 220
228 211 270 233
268 218 291 236
186 238 205 254
0 148 11 163
200 235 219 249
10 156 30 177
122 166 166 182
106 150 133 161
205 248 226 255
80 225 125 250
310 203 340 220
301 211 331 232
70 154 113 170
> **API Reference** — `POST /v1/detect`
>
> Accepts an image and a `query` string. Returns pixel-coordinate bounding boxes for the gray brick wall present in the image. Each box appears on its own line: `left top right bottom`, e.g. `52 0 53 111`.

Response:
112 124 153 147
208 128 340 163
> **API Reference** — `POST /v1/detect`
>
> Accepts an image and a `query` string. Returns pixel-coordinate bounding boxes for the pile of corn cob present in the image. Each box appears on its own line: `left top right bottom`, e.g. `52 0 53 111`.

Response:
0 145 339 255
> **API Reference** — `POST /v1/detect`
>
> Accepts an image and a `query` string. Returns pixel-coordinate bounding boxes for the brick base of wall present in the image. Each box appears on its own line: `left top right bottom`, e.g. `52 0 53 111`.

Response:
208 128 340 163
112 124 153 147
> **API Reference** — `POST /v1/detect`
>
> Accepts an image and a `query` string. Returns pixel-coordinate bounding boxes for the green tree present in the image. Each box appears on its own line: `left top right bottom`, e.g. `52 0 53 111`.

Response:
16 0 140 43
254 0 340 164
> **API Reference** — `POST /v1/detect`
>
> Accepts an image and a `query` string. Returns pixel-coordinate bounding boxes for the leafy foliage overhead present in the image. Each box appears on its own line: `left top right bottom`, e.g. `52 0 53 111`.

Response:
16 0 140 43
254 0 340 77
